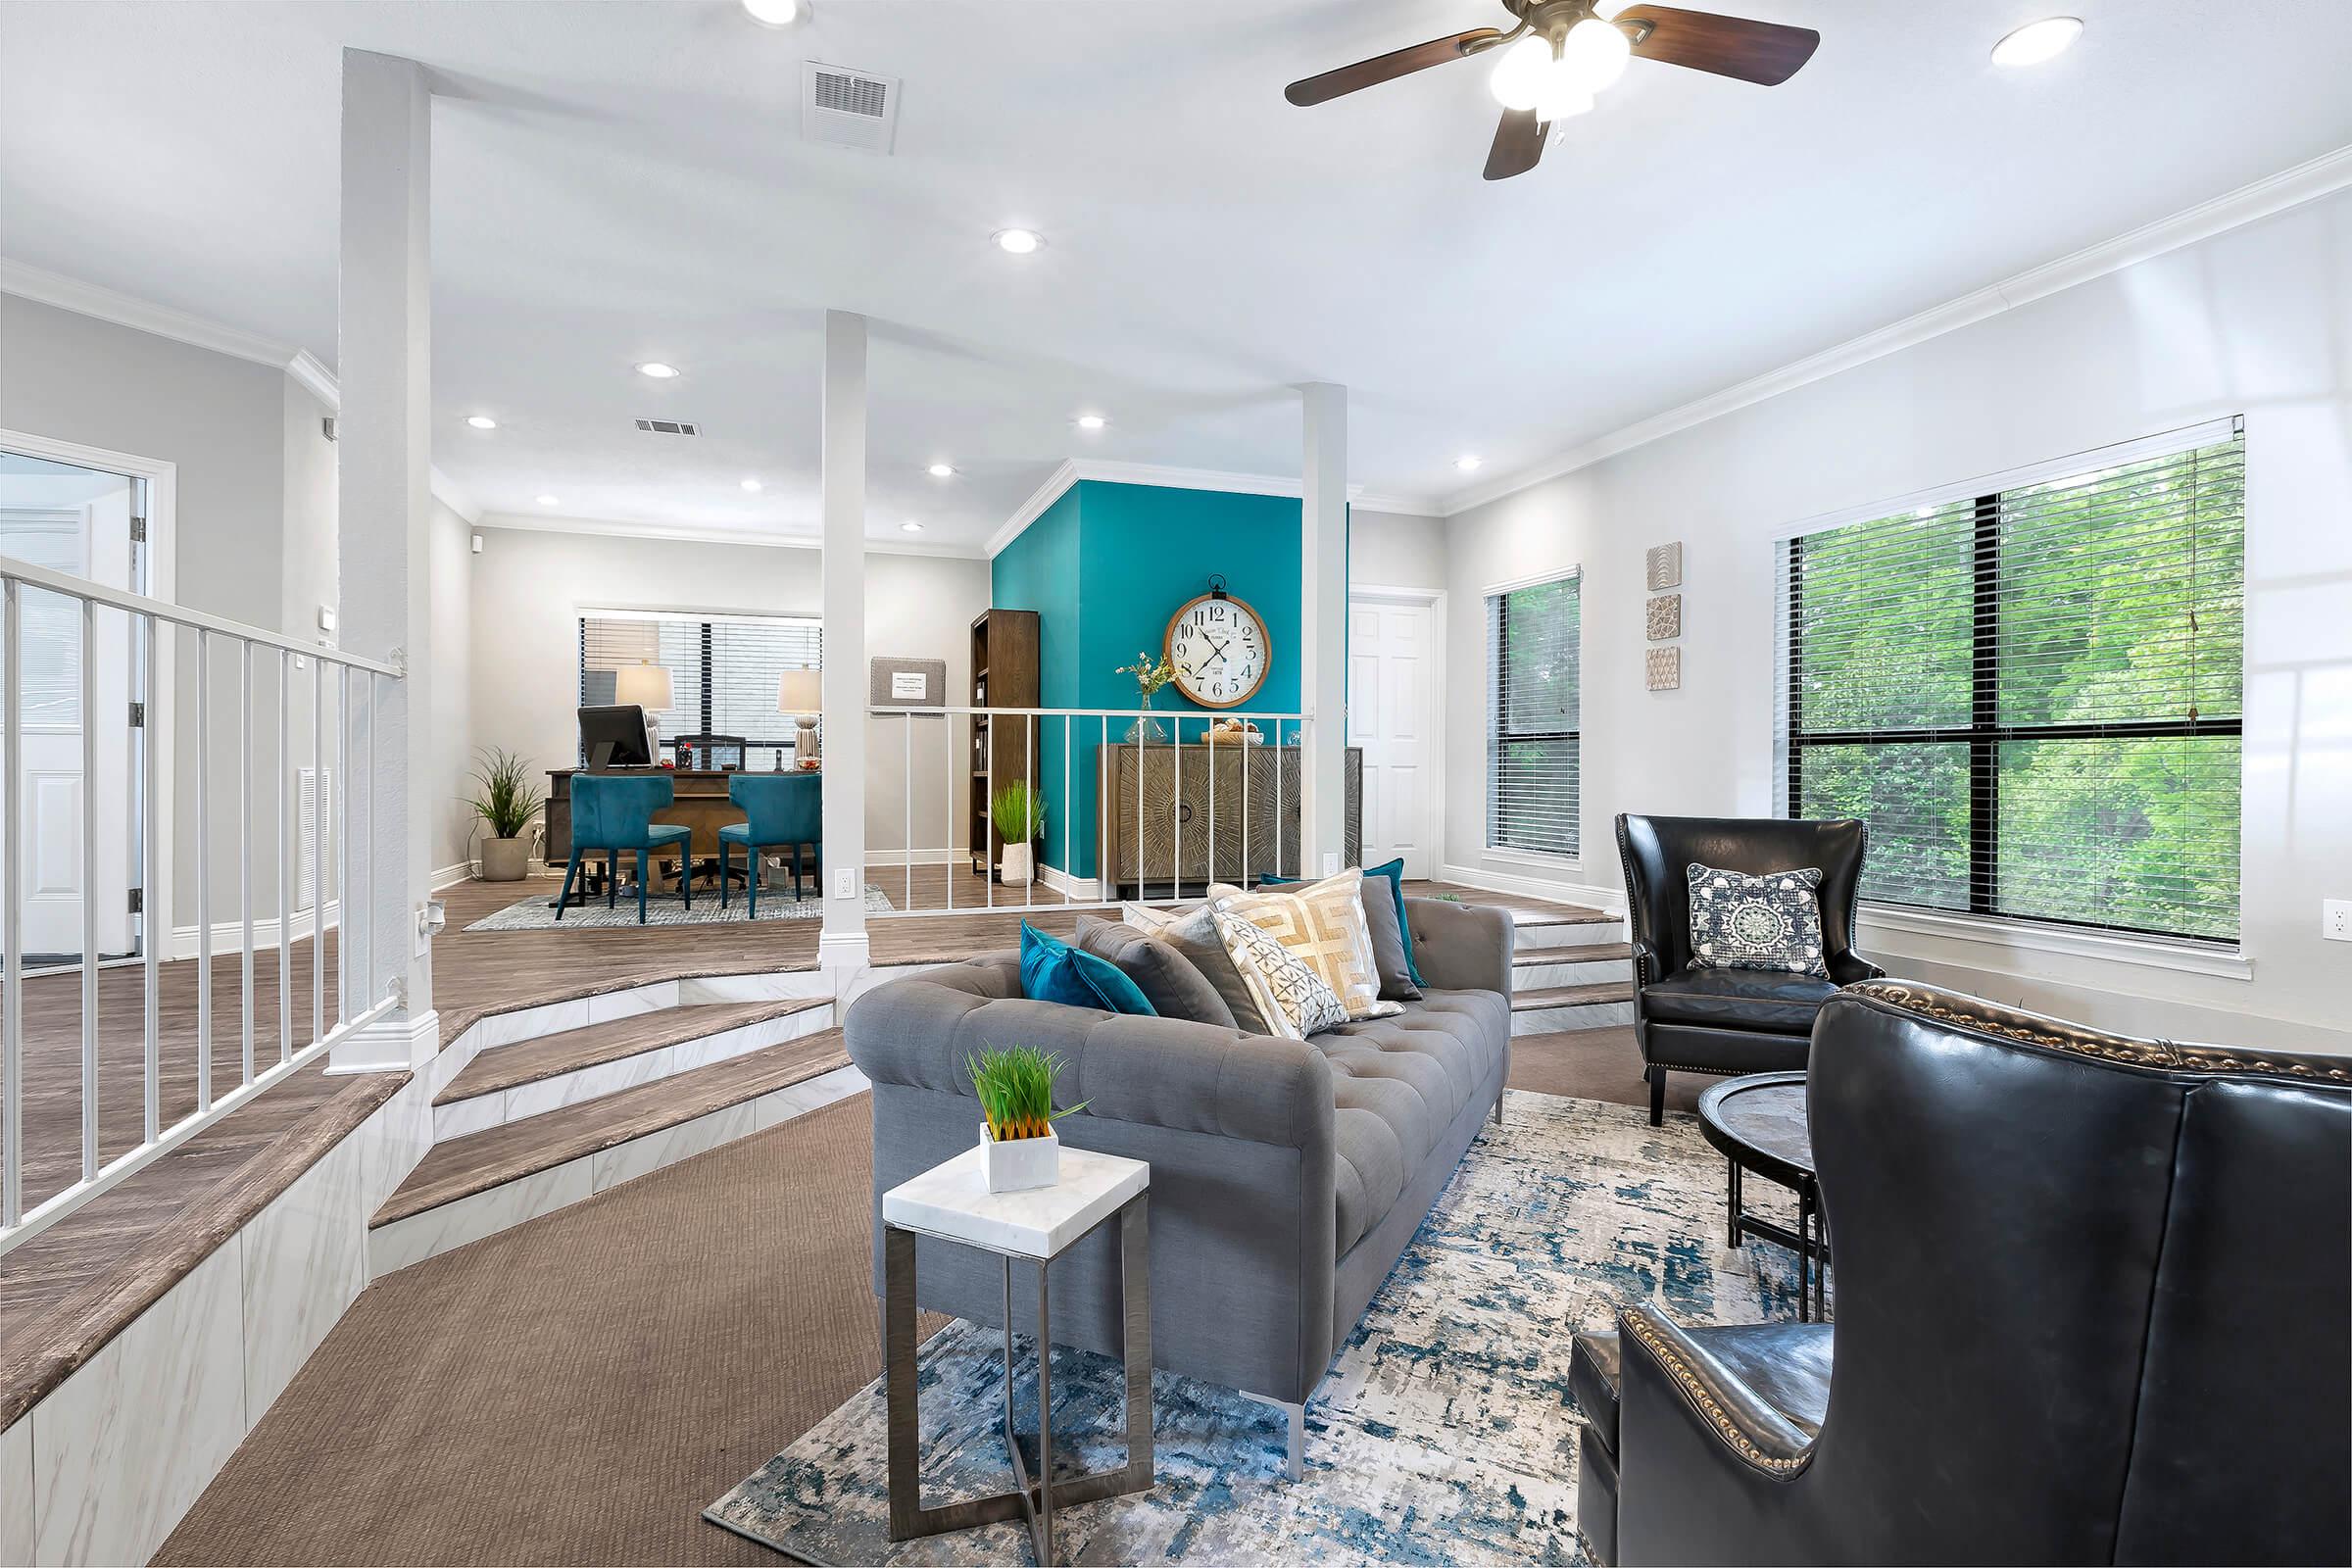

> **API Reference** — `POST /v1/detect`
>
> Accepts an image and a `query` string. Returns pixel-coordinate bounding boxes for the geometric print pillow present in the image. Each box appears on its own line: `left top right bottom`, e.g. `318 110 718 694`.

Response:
1209 909 1350 1040
1206 869 1401 1022
1686 863 1829 977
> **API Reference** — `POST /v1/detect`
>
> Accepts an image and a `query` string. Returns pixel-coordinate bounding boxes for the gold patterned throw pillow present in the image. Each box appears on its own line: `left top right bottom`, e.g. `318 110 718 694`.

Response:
1210 910 1349 1039
1208 870 1401 1022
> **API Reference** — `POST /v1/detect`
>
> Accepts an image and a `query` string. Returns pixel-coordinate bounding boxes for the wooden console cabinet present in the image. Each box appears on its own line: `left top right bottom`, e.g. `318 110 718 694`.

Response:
1097 743 1361 899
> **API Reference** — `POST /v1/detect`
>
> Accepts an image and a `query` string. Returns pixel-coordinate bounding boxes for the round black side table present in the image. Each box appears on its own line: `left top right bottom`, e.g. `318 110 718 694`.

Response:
1697 1071 1829 1321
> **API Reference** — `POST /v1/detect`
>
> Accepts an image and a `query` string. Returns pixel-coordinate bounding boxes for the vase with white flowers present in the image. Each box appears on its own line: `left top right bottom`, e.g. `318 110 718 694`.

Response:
1114 651 1175 744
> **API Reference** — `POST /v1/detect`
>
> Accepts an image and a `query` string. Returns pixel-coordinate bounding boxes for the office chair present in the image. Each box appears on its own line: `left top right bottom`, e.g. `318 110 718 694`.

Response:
557 772 692 924
718 772 821 918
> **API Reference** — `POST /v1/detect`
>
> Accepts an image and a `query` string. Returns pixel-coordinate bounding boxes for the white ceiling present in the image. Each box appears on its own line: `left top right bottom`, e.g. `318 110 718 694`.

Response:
2 1 2349 553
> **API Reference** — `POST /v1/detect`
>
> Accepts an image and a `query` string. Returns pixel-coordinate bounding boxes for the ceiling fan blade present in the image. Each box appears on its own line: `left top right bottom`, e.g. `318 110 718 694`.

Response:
1285 27 1502 107
1616 5 1820 86
1482 108 1545 181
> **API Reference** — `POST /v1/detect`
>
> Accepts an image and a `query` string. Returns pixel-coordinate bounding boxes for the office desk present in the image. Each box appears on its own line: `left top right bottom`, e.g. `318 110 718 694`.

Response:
546 767 815 889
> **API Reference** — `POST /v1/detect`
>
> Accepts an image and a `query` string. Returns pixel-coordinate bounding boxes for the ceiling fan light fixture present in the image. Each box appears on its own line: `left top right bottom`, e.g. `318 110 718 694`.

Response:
1558 17 1633 92
1487 34 1555 111
1990 16 2082 67
741 0 799 25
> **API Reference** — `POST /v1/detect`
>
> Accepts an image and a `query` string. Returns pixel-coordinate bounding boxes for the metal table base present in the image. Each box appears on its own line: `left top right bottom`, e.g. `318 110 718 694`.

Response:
882 1194 1153 1565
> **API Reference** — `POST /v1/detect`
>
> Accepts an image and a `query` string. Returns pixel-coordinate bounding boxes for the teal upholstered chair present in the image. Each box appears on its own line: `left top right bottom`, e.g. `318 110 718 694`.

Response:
558 773 692 924
719 773 821 917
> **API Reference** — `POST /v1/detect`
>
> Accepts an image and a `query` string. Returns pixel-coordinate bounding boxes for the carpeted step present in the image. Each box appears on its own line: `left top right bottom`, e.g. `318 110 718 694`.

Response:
431 998 832 1138
369 1029 860 1275
1510 981 1637 1036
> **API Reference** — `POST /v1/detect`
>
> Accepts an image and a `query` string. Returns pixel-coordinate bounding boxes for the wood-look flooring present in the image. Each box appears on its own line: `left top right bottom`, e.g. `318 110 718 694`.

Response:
0 864 1611 1435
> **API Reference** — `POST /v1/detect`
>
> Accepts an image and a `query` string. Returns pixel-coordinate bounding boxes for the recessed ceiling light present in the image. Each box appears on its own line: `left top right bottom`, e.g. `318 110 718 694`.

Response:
741 478 762 493
466 415 498 430
1454 454 1483 472
1075 414 1107 431
992 228 1046 256
634 361 681 379
926 463 956 478
1991 16 2082 66
901 520 925 533
536 495 560 507
740 0 798 26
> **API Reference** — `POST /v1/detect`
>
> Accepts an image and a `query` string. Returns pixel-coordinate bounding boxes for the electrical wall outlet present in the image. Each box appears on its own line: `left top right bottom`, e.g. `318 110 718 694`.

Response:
2326 900 2352 943
834 867 856 901
1322 852 1340 876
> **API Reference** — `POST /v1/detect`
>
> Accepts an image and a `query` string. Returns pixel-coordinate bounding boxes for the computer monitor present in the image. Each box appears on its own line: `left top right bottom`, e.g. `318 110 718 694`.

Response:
578 705 657 769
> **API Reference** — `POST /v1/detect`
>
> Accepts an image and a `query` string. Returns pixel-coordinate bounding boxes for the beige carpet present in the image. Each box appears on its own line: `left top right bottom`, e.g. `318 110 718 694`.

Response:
161 1031 1677 1565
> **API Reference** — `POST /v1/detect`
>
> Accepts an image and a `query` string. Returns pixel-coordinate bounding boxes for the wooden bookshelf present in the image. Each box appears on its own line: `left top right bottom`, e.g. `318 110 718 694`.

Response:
968 610 1042 877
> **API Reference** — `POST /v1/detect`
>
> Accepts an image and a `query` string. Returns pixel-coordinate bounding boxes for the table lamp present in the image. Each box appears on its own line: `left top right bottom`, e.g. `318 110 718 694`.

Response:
614 663 672 760
778 668 822 767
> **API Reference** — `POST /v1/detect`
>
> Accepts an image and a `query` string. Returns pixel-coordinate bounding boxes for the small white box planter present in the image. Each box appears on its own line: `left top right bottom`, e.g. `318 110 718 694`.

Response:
980 1123 1060 1193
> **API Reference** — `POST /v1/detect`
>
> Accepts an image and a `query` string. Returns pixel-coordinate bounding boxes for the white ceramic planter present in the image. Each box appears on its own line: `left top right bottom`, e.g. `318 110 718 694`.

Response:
1001 842 1035 887
980 1123 1059 1193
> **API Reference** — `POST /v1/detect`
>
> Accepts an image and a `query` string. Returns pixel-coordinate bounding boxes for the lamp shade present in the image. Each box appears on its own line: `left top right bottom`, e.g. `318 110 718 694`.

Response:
614 663 672 710
777 668 822 716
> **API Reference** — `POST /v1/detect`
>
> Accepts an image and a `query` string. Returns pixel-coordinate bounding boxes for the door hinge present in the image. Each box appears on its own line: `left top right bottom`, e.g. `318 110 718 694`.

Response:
127 888 143 915
128 701 145 728
129 515 147 543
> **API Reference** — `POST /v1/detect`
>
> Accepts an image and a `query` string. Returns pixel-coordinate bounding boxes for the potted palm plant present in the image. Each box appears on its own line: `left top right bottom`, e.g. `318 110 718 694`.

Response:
990 781 1048 887
466 748 545 883
966 1045 1088 1192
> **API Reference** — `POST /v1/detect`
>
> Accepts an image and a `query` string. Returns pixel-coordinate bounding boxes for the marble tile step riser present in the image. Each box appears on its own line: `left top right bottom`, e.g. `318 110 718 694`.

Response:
1511 958 1632 990
1509 1002 1637 1035
430 1005 835 1141
370 1064 872 1277
1509 920 1626 953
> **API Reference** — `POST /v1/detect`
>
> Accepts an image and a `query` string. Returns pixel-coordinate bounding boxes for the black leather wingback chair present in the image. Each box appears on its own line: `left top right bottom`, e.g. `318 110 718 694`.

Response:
1615 813 1882 1123
1571 982 2352 1566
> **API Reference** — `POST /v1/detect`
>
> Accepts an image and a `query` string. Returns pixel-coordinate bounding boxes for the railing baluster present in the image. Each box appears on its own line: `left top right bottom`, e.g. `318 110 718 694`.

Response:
1024 712 1035 912
359 675 373 1007
943 712 955 914
239 639 255 1087
196 630 212 1111
985 706 994 910
1061 715 1071 908
1171 711 1180 906
312 657 323 1043
3 579 23 1226
336 665 350 1026
79 597 98 1179
277 650 290 1064
141 612 159 1143
903 711 912 913
1134 713 1144 903
1207 713 1216 897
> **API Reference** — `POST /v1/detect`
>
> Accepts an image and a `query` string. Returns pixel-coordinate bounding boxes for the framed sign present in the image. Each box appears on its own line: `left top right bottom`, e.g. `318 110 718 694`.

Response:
869 657 947 710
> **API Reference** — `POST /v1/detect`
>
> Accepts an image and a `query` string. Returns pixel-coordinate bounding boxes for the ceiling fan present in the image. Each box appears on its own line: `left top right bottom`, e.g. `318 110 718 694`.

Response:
1285 2 1820 181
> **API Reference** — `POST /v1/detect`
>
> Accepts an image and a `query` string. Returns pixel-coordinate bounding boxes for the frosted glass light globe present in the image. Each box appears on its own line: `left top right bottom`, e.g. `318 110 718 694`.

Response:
1558 17 1633 93
1487 35 1555 111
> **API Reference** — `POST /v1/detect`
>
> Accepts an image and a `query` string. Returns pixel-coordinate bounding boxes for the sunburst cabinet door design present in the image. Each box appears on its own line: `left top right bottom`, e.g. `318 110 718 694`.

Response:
1098 745 1359 897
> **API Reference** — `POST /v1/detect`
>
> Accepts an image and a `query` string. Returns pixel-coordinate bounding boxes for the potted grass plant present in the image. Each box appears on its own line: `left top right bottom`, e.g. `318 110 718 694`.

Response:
990 781 1048 887
966 1045 1088 1192
466 748 545 883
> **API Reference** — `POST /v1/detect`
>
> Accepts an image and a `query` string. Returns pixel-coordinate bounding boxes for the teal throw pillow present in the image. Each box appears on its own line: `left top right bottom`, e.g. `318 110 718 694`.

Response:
1019 921 1158 1016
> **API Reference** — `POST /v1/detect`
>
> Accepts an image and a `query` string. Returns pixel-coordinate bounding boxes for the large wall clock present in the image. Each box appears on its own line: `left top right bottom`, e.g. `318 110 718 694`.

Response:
1165 576 1271 710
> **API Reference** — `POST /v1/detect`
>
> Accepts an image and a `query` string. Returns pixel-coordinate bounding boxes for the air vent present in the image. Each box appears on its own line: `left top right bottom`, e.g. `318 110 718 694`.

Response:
634 418 701 437
802 61 900 154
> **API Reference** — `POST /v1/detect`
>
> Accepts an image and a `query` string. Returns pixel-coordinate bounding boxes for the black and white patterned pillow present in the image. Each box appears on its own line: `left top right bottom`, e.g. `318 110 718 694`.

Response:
1686 864 1828 976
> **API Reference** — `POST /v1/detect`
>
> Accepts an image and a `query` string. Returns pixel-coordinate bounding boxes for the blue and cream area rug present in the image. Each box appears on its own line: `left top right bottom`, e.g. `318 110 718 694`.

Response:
706 1089 1818 1565
466 884 895 931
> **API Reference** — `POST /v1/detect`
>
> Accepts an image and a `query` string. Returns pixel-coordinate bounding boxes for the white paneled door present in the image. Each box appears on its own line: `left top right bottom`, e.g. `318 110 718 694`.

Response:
0 458 139 962
1348 596 1436 878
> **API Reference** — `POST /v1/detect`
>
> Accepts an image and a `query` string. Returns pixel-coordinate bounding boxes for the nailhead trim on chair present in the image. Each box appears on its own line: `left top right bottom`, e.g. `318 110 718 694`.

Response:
1845 982 2352 1084
1620 1309 1811 1477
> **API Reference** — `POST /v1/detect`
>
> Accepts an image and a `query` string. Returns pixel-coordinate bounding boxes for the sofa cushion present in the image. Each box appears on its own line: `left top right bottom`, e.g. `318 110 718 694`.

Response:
1121 903 1269 1034
1075 914 1236 1029
1209 871 1400 1022
1212 910 1350 1039
1019 922 1156 1016
1641 966 1838 1033
1263 859 1423 1001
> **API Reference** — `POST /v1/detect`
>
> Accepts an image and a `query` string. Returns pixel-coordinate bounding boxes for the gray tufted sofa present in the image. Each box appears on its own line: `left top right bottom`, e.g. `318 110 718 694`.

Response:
844 896 1512 1477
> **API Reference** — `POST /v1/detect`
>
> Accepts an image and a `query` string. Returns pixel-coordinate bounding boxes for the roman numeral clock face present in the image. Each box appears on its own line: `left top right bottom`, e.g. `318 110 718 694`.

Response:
1166 593 1270 709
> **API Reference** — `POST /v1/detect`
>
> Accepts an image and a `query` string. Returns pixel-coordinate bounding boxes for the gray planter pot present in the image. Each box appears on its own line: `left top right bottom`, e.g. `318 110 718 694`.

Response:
479 837 530 882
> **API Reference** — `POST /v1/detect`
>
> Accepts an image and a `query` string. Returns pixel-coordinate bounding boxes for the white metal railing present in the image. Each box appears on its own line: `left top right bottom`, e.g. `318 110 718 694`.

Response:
864 706 1310 919
0 553 404 1256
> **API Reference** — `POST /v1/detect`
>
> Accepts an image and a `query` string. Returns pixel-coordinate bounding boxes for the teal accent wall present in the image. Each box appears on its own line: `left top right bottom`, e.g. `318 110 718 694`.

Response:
990 479 1322 881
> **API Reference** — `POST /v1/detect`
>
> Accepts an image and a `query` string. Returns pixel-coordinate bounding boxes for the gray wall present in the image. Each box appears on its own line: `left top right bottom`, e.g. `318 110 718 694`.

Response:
465 524 988 862
428 500 474 875
1349 508 1446 592
0 292 324 935
1442 188 2352 1053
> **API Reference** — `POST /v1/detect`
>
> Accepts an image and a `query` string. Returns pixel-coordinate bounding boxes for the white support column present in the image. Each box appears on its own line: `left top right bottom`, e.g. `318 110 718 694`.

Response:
817 310 869 971
330 48 437 1072
1299 381 1348 878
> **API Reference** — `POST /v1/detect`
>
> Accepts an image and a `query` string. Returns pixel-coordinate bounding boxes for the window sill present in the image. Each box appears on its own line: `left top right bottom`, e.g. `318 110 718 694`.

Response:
1481 847 1583 871
1858 904 2252 982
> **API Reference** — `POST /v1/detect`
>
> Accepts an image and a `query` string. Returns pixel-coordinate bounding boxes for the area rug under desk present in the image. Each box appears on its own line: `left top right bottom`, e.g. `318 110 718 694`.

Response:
466 884 896 931
706 1089 1819 1566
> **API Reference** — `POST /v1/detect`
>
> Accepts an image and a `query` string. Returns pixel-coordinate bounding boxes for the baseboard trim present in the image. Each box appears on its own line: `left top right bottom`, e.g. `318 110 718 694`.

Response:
1038 863 1102 902
1439 861 1627 915
327 1008 440 1075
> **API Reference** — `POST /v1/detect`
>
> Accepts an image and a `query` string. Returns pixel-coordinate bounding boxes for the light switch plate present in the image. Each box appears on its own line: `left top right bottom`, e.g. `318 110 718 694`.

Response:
834 867 856 901
1322 852 1340 876
317 605 336 633
2326 900 2351 942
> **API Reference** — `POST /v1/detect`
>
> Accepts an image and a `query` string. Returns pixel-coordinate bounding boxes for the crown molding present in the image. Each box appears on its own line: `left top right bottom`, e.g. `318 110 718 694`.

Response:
286 350 342 411
1350 492 1443 518
1437 140 2352 516
429 467 483 525
986 458 1383 558
475 510 984 560
0 258 298 369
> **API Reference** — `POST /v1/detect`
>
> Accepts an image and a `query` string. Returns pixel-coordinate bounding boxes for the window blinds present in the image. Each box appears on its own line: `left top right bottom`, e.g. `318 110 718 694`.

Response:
1779 423 2243 942
578 611 821 762
1488 572 1581 857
